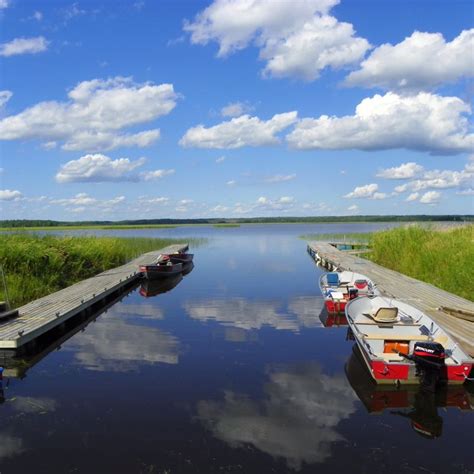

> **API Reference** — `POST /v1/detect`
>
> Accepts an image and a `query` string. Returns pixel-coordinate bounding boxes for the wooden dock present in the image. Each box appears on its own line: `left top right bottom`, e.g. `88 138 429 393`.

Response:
308 241 474 357
0 244 187 351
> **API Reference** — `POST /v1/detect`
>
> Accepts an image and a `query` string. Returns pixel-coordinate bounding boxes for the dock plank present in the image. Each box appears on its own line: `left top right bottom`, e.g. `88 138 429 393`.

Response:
308 241 474 357
0 244 187 349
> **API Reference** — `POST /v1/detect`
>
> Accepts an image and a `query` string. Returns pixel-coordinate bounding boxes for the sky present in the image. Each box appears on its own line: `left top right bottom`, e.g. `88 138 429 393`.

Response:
0 0 473 220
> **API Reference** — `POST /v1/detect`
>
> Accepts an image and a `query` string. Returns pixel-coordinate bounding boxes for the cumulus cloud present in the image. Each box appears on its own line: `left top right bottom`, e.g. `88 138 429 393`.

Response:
140 169 175 181
0 189 23 201
406 192 419 202
184 0 369 81
221 101 253 117
55 154 146 183
0 0 10 9
347 204 359 212
376 162 423 179
216 155 226 163
264 173 296 183
180 112 297 149
0 36 48 56
0 77 178 152
344 183 378 199
287 92 474 155
345 29 474 91
419 190 441 204
51 193 125 208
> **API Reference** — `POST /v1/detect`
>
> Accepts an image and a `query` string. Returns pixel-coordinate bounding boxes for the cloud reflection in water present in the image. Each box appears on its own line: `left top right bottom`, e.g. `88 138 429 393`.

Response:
197 363 357 470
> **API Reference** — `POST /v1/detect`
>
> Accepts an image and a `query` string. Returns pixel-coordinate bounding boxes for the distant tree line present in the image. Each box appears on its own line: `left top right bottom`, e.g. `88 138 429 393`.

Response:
1 215 472 228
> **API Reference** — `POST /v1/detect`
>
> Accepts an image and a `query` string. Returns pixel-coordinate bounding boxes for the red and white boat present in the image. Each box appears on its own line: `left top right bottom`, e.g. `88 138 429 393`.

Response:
319 271 379 314
345 295 473 385
139 255 183 280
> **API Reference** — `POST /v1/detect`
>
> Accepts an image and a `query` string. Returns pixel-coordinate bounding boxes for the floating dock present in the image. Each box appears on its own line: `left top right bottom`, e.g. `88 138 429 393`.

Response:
0 244 187 351
308 241 474 357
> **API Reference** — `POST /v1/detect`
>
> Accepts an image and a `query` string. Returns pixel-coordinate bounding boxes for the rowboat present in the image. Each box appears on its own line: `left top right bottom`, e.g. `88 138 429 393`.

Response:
168 252 194 264
345 295 473 386
139 255 183 280
319 271 379 314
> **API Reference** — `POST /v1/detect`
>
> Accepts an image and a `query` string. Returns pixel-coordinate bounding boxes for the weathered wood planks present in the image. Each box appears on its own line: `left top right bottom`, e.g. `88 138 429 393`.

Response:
0 244 188 350
308 241 474 357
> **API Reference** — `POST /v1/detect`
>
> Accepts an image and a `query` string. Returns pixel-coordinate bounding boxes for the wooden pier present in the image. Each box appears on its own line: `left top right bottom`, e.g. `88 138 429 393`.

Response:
0 243 187 351
308 241 474 357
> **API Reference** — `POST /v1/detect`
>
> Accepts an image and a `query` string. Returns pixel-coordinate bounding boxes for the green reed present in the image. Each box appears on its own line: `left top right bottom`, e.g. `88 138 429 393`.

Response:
0 234 197 308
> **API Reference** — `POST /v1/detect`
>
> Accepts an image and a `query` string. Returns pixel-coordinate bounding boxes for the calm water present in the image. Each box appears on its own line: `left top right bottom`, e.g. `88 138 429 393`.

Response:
1 224 473 473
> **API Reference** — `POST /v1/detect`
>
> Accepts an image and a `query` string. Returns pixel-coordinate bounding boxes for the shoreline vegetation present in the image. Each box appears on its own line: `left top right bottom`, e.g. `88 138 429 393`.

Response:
0 215 472 230
304 225 473 301
0 234 201 309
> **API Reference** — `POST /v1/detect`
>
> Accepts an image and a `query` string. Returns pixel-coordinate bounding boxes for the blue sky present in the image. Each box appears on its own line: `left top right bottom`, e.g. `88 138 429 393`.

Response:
0 0 473 220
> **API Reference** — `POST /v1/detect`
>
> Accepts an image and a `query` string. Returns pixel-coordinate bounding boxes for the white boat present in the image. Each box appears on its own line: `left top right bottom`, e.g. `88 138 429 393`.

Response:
319 271 379 314
345 295 473 385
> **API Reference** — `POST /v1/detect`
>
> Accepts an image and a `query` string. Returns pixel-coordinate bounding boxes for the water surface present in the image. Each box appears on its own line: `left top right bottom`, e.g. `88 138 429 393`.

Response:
1 224 472 473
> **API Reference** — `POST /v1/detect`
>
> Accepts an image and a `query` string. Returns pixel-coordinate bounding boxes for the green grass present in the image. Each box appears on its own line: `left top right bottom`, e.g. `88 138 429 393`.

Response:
367 225 474 301
0 234 199 308
212 223 241 228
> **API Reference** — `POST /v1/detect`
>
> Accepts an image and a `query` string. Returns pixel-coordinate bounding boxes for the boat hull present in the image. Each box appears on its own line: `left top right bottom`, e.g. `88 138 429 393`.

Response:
169 253 194 264
139 262 183 280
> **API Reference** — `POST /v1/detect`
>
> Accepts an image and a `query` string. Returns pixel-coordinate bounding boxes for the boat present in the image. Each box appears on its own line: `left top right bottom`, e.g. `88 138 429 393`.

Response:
319 271 379 314
168 251 194 264
345 345 473 438
345 295 473 385
139 255 183 280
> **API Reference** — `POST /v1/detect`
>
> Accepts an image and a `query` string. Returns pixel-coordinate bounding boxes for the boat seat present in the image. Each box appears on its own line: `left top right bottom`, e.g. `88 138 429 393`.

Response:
363 335 449 345
363 307 399 323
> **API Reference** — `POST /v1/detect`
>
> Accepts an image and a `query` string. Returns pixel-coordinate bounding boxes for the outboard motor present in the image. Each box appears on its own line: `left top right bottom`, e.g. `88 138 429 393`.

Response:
413 342 446 391
349 288 359 300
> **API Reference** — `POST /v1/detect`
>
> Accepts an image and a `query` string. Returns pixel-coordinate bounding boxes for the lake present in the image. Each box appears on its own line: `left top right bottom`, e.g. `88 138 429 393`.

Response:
1 224 473 473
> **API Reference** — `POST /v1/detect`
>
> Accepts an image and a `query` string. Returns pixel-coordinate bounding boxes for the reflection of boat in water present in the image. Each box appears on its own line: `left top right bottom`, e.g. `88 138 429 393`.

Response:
346 346 473 439
319 271 379 314
346 296 473 385
319 306 348 327
139 274 183 298
181 261 194 276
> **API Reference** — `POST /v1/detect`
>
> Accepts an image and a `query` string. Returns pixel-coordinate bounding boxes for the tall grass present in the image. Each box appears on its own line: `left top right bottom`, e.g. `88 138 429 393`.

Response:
300 232 373 242
368 225 473 301
0 234 195 308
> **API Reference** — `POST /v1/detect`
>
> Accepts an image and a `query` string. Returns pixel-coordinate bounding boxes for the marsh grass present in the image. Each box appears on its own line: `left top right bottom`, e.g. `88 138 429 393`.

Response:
0 234 198 308
300 232 373 242
368 225 473 301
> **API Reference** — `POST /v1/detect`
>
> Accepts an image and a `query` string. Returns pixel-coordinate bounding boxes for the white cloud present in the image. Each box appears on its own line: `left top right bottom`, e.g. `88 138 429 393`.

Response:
376 162 423 179
210 204 229 213
55 154 146 183
347 204 359 212
221 101 253 117
32 11 43 21
0 189 22 201
0 36 48 57
0 77 178 152
139 197 169 204
179 199 193 205
457 188 474 196
278 196 295 204
406 192 419 202
0 90 12 108
264 173 296 183
394 184 408 193
140 169 175 181
371 192 388 200
52 193 125 208
180 112 297 149
419 190 441 204
216 155 226 163
184 0 369 81
344 183 378 199
0 1 9 9
345 29 474 91
287 92 473 155
226 180 236 186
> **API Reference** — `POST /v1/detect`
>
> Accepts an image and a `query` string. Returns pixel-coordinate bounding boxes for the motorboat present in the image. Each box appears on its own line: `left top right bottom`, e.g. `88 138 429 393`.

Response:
139 255 183 280
319 271 379 314
345 295 473 385
168 251 194 264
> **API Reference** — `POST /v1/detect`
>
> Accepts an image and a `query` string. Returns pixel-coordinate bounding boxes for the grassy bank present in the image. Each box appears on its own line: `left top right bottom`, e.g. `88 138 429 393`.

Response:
368 225 473 301
300 232 373 242
0 234 194 308
213 223 240 228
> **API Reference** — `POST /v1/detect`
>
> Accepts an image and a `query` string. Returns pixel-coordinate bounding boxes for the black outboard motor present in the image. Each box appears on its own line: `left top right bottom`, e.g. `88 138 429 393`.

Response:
349 288 359 300
413 342 446 392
